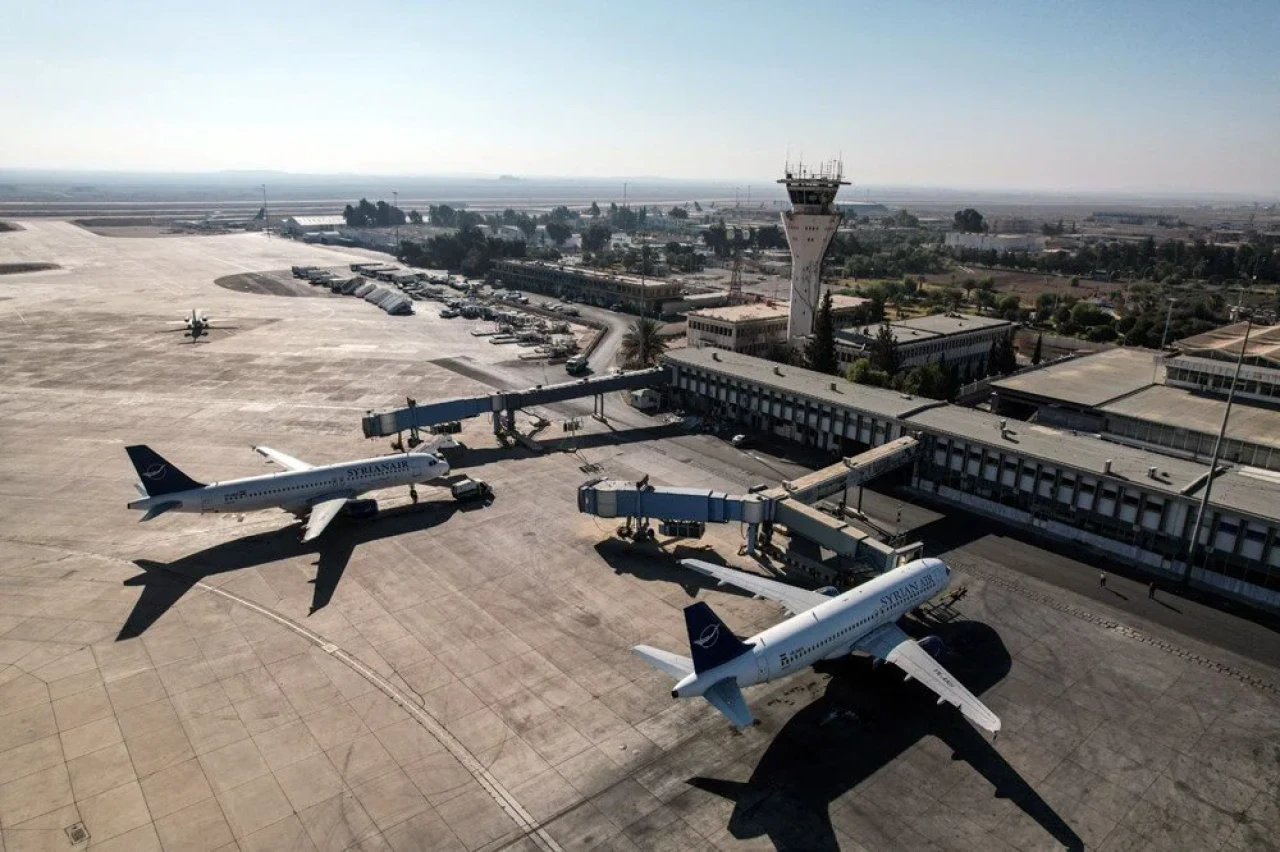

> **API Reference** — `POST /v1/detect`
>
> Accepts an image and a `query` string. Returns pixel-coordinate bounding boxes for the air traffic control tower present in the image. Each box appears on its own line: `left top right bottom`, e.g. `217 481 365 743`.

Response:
779 161 848 343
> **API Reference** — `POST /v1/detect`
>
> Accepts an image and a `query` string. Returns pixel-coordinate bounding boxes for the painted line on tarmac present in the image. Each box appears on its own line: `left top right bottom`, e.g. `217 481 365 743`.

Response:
33 542 564 852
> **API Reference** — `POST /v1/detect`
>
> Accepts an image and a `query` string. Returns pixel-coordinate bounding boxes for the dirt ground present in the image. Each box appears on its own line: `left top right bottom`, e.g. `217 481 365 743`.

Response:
923 267 1116 302
215 269 324 297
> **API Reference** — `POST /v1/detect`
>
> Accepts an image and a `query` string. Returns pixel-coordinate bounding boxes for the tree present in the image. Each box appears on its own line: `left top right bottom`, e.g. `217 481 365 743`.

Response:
253 206 265 221
544 221 572 247
589 202 601 219
953 208 987 233
1031 333 1043 365
668 206 689 220
962 278 977 302
548 205 578 223
693 201 702 212
581 223 612 253
869 323 900 375
408 209 423 224
846 358 890 388
805 291 838 374
620 317 667 368
987 332 1018 376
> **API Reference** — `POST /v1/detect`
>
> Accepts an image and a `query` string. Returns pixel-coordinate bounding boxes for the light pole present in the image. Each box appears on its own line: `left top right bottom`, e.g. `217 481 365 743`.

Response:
1159 297 1177 350
1181 312 1253 585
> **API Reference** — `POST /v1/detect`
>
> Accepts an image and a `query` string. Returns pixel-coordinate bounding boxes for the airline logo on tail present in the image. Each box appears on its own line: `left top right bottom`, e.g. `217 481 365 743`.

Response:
694 624 721 649
142 464 168 480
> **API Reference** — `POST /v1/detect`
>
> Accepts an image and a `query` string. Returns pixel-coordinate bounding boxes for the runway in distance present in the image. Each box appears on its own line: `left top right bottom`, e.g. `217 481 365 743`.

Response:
633 557 1001 734
125 443 450 541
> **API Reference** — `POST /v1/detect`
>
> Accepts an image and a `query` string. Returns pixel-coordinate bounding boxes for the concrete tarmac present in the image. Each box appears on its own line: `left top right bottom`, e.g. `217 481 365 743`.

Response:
0 222 1277 851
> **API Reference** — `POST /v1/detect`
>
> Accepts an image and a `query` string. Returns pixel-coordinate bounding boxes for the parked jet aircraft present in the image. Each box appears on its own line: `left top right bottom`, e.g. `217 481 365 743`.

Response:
125 443 450 542
160 309 234 343
632 557 1001 734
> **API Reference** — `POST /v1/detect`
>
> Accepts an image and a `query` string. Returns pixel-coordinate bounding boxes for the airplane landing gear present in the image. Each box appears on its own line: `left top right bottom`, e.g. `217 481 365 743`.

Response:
409 486 419 504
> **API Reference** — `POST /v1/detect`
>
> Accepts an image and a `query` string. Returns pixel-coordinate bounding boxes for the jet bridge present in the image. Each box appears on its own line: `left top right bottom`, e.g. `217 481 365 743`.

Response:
578 436 923 576
361 367 668 439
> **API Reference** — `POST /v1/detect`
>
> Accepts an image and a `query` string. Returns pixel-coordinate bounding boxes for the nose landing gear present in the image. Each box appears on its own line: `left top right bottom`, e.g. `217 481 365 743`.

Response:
409 486 419 504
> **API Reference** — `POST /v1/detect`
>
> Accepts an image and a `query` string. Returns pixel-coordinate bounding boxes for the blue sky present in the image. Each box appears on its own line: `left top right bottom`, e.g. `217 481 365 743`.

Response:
3 0 1277 194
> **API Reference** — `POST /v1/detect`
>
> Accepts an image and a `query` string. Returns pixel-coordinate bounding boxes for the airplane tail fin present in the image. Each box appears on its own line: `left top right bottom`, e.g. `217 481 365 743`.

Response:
684 602 752 674
125 445 205 497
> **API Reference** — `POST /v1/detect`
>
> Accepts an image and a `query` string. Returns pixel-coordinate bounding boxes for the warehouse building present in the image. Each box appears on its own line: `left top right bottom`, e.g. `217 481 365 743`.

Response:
686 294 869 357
493 260 680 315
665 346 1280 610
280 215 347 236
835 313 1014 373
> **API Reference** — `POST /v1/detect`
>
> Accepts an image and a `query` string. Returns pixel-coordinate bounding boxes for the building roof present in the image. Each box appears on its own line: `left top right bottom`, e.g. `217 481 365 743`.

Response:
286 215 347 228
1099 385 1280 450
499 260 678 290
990 347 1161 408
836 312 1012 348
893 313 1015 336
688 303 787 324
1175 322 1280 366
664 347 946 420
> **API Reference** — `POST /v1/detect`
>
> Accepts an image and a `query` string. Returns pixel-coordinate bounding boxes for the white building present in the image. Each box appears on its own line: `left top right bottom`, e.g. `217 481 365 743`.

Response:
835 312 1014 373
688 295 869 357
281 215 347 236
779 163 847 344
944 233 1047 253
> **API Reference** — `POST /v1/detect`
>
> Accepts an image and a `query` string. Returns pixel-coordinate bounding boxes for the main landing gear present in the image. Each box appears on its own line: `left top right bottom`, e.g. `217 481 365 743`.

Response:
409 486 419 504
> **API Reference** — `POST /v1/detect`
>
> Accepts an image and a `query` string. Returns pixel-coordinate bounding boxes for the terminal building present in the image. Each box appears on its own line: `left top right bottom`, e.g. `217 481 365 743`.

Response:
992 342 1280 472
686 295 869 357
664 346 1280 611
280 215 347 236
493 260 681 315
835 313 1015 374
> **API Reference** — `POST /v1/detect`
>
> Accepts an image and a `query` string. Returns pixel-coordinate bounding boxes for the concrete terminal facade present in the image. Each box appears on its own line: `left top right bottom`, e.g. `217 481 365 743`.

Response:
665 346 1280 610
493 259 680 315
836 312 1015 374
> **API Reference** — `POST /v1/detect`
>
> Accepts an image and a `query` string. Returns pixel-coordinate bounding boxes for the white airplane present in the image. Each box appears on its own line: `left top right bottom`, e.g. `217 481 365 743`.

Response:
632 557 1001 734
125 443 450 542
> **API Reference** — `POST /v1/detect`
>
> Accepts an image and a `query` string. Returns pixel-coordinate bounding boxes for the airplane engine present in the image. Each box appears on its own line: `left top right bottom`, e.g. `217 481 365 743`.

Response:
343 499 379 520
815 586 841 597
918 635 945 659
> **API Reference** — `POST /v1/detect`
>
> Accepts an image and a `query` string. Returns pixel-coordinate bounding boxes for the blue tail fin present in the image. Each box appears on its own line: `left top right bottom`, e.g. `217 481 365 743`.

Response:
684 602 752 674
125 445 204 497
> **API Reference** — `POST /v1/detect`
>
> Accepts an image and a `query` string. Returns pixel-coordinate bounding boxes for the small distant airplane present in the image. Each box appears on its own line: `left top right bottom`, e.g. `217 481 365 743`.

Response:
160 309 234 344
632 557 1001 734
125 443 450 542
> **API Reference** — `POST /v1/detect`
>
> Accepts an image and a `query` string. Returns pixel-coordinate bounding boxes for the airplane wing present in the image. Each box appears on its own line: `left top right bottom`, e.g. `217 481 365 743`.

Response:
632 645 693 680
703 678 755 728
254 446 313 472
855 623 1001 734
302 495 349 543
681 559 829 615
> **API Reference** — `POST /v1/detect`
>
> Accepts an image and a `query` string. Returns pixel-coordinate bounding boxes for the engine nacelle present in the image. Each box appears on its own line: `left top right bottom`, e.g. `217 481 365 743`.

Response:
815 586 841 597
343 499 379 520
918 635 945 659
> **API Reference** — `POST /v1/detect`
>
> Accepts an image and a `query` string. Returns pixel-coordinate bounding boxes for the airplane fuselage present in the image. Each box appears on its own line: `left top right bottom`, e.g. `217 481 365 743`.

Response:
127 454 448 516
673 558 950 698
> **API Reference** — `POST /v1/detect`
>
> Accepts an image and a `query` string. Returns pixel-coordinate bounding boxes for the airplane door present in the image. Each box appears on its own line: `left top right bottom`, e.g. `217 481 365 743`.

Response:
755 640 770 681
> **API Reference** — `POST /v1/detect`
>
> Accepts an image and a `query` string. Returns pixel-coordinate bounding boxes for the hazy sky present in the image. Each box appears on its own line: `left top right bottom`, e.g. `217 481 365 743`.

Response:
4 0 1278 194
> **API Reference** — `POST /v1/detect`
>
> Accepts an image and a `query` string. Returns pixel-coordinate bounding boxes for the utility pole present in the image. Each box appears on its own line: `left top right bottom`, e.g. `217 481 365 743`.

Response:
261 184 269 238
1181 313 1253 585
1159 297 1176 349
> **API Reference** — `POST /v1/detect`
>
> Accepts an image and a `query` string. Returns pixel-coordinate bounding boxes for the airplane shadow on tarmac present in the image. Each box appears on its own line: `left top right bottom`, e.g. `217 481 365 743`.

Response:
592 538 758 599
117 500 461 640
690 619 1083 852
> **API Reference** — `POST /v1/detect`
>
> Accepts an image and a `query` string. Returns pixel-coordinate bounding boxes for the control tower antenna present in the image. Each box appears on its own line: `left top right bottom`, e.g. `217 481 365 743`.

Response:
778 157 849 344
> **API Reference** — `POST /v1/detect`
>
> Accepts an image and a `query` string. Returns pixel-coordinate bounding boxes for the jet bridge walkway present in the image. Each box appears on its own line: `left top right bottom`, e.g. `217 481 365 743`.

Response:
361 367 668 440
578 436 922 576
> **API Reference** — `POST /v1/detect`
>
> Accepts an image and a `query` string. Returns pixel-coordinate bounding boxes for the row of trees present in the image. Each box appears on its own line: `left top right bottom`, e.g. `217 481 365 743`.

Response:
951 237 1278 284
701 222 788 257
343 198 410 228
397 225 526 277
825 231 948 279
